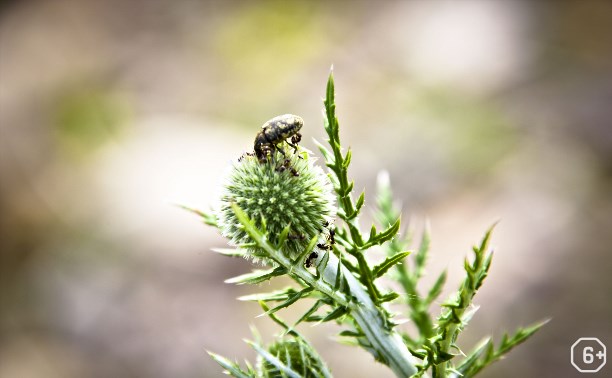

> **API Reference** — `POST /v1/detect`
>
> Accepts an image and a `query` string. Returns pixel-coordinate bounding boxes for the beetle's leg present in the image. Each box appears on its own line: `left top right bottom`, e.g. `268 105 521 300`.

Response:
272 144 286 164
256 145 268 163
286 141 298 152
287 133 301 154
275 158 289 173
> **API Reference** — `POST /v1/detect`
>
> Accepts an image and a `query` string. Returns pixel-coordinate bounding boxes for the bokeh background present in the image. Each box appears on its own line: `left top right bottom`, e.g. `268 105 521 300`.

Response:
1 1 611 377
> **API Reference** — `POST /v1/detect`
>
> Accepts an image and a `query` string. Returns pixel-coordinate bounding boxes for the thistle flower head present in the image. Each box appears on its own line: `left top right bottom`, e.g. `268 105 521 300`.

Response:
218 145 335 262
258 338 330 378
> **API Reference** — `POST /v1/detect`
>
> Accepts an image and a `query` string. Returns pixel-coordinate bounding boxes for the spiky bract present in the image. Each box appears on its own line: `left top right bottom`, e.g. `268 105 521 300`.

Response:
259 339 330 378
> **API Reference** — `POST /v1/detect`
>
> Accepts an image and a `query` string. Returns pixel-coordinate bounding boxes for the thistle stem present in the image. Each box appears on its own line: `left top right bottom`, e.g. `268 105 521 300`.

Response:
233 203 418 377
319 252 419 378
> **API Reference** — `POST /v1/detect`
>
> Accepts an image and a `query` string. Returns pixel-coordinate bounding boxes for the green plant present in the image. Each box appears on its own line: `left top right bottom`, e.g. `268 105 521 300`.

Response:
186 72 547 377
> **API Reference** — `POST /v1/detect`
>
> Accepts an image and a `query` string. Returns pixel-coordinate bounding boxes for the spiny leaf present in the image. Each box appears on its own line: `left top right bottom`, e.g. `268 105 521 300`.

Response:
378 292 401 303
478 222 497 253
179 204 218 227
456 319 549 377
344 181 355 197
320 306 349 323
316 250 330 274
246 340 301 378
355 191 365 213
476 252 494 291
211 248 248 257
237 242 259 248
338 329 364 338
225 267 287 285
434 225 500 372
496 319 549 355
293 234 320 266
454 337 492 375
369 217 401 246
231 203 258 233
325 71 335 118
243 360 256 375
207 351 254 378
276 223 292 250
334 254 345 291
238 288 300 302
460 305 480 326
295 299 327 325
261 287 314 316
259 214 268 233
372 251 411 279
369 225 377 241
258 302 300 338
314 139 333 163
343 148 352 168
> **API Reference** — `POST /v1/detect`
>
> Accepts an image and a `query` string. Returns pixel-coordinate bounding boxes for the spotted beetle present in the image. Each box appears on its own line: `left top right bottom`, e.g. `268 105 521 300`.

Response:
254 114 303 161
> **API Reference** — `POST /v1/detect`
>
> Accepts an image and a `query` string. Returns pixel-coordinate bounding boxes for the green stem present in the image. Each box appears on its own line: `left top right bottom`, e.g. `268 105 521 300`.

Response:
233 204 418 377
436 227 495 377
319 252 419 378
436 325 458 378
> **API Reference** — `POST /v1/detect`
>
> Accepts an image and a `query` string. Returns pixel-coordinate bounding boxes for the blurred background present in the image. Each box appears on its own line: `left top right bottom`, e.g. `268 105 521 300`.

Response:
1 1 611 377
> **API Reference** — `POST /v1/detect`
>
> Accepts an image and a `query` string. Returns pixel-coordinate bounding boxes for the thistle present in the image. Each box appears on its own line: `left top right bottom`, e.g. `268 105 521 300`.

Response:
187 72 547 378
218 145 335 262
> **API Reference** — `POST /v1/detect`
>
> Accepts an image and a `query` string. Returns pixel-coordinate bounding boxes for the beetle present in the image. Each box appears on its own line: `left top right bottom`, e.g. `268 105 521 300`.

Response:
254 114 303 161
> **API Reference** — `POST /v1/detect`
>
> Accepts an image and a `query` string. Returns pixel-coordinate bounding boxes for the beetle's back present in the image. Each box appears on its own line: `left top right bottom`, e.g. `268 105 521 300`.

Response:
262 114 303 142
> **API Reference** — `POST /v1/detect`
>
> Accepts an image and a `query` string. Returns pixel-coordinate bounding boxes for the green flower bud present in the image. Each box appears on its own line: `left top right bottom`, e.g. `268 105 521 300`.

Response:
218 145 335 263
258 338 330 378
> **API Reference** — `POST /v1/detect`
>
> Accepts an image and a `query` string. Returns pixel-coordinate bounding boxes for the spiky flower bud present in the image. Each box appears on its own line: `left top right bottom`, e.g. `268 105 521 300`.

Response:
218 145 335 263
258 338 331 378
